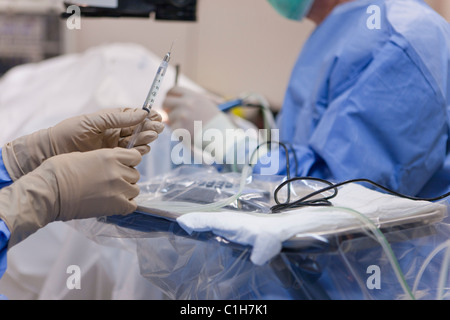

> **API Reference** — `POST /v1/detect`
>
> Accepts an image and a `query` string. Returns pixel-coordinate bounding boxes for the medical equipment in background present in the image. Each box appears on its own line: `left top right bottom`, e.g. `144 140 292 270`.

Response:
0 0 197 76
0 0 63 76
61 0 197 21
174 64 180 85
127 48 171 149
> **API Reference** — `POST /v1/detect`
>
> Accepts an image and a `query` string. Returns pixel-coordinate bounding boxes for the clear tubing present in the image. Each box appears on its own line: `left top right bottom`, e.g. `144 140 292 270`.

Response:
328 206 415 300
437 241 450 300
412 240 450 299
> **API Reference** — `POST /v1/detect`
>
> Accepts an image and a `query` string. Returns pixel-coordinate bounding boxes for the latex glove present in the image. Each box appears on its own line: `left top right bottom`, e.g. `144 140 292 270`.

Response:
0 148 142 248
2 107 164 181
163 86 222 137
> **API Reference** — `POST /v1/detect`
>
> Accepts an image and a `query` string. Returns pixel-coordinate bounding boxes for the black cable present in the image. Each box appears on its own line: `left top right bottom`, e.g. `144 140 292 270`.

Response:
271 177 338 213
252 141 292 204
286 142 299 176
221 102 450 214
270 177 450 214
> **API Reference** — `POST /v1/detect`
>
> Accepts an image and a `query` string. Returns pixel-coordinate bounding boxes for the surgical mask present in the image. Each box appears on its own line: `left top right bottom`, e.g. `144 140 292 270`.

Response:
267 0 315 21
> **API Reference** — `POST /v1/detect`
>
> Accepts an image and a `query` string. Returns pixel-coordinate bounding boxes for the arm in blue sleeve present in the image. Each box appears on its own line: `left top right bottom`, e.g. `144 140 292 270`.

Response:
0 220 10 279
0 148 13 189
0 148 13 279
257 40 447 196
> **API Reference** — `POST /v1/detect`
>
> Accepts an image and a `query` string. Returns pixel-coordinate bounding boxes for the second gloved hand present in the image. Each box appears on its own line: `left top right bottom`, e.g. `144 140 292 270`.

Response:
2 107 165 181
0 148 142 248
163 86 222 137
163 86 240 163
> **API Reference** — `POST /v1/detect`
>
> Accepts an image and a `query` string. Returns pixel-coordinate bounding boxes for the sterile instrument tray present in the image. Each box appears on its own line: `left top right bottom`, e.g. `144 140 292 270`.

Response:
102 165 448 254
103 204 446 254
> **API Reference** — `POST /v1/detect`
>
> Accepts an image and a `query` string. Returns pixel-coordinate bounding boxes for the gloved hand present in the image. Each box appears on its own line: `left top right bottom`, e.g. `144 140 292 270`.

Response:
163 86 242 164
163 86 222 137
0 148 142 248
2 107 164 181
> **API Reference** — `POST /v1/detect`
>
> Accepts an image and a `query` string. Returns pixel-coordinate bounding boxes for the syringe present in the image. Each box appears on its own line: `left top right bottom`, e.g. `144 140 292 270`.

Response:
127 50 171 149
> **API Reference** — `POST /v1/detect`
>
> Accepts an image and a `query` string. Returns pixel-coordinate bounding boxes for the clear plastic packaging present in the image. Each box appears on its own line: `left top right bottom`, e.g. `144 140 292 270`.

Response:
72 212 450 300
135 165 274 216
134 165 334 218
71 167 450 300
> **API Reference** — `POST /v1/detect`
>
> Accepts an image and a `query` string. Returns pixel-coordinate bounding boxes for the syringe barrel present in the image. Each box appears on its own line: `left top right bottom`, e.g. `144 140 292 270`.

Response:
127 51 171 148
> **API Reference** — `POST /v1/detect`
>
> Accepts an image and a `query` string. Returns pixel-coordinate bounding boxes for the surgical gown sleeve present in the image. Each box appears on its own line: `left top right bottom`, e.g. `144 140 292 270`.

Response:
0 147 13 279
274 38 448 196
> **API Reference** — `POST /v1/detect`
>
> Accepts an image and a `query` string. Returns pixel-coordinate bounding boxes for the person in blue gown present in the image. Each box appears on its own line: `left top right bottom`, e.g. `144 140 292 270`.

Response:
164 0 450 199
163 0 450 300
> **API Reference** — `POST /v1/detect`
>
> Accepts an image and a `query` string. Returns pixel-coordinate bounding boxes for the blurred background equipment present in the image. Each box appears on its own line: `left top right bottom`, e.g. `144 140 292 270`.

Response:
61 0 197 21
0 0 63 76
0 0 197 76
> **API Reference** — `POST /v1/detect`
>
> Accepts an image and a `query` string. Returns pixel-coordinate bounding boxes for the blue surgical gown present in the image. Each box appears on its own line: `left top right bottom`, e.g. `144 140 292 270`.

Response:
257 0 450 299
0 148 12 281
272 0 450 198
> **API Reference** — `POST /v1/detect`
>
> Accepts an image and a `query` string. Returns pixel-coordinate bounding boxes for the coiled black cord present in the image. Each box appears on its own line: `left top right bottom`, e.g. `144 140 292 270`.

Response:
271 177 450 214
250 141 450 213
233 104 450 214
